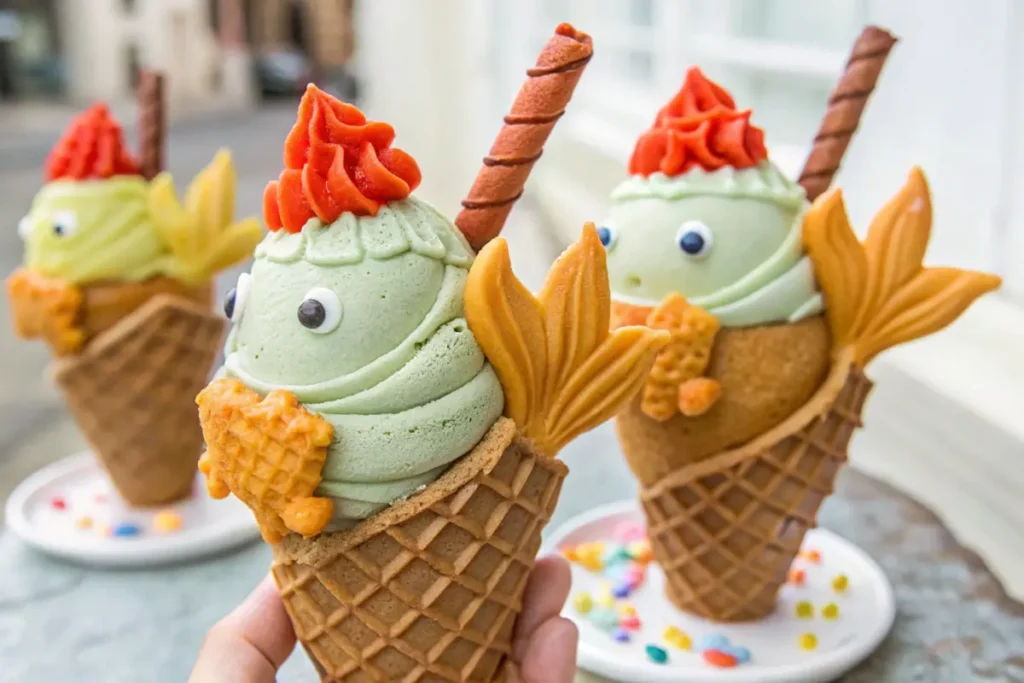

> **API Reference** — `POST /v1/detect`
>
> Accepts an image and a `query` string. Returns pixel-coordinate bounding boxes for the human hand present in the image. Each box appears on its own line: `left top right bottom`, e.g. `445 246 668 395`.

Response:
507 555 579 683
190 556 577 683
190 574 296 683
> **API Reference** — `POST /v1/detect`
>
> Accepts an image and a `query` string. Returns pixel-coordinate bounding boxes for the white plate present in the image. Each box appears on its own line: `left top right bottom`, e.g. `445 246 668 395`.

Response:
543 501 895 683
5 452 262 568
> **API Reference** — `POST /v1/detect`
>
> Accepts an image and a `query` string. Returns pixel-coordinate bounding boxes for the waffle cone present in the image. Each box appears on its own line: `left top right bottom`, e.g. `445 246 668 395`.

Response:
638 349 872 622
80 278 213 343
271 418 568 682
53 293 225 506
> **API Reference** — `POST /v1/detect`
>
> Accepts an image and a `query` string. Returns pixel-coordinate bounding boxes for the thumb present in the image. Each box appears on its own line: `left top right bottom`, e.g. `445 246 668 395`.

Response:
190 574 297 683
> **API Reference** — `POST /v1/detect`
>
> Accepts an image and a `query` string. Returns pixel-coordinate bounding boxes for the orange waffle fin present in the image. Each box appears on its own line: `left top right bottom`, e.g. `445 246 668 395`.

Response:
804 167 1001 366
638 294 720 421
466 223 670 456
197 378 335 542
5 268 85 356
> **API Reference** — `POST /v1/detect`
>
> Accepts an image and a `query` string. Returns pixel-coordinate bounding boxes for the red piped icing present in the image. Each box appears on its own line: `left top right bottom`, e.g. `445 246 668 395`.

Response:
264 85 422 233
44 103 141 182
628 68 767 177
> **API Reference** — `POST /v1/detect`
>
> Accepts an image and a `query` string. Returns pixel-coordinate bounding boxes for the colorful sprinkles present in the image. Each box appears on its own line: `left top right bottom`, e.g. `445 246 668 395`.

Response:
43 487 188 539
561 528 855 670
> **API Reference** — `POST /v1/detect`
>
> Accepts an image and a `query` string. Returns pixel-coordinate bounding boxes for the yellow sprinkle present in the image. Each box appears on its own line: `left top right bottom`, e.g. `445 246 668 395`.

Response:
617 603 637 616
663 626 691 650
832 574 849 592
799 633 818 650
795 600 814 619
572 592 593 615
561 546 579 563
822 603 839 620
75 516 93 529
153 510 183 533
595 583 615 608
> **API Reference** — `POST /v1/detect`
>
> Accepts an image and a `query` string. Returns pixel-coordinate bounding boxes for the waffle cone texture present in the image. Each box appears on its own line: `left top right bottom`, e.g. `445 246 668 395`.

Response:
54 292 225 505
637 352 871 621
270 418 567 682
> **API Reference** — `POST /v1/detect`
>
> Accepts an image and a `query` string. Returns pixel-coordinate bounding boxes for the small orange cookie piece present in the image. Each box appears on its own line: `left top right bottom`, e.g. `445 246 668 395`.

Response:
5 268 85 356
640 293 720 421
197 378 335 543
678 377 721 416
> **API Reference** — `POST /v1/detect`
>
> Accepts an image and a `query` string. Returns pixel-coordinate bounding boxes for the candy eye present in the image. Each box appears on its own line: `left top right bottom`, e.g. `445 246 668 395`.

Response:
224 272 251 323
17 216 32 240
596 225 617 250
52 211 78 238
298 287 343 334
676 221 713 259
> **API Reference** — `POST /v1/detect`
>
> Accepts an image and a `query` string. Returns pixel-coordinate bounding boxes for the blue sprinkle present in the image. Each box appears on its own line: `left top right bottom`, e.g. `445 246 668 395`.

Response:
112 523 141 537
699 634 730 652
611 582 632 598
602 563 630 582
612 628 630 643
645 644 668 664
731 646 751 664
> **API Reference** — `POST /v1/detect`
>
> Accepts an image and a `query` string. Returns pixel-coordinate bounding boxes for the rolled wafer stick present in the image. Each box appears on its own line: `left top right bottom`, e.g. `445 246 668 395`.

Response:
798 26 897 202
138 70 167 180
456 23 593 251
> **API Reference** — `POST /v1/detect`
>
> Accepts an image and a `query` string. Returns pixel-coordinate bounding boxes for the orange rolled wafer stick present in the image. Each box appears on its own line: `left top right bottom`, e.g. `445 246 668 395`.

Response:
456 23 593 251
798 26 897 202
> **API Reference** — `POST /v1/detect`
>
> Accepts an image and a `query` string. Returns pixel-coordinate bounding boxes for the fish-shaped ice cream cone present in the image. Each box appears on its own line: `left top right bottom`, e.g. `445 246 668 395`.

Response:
602 54 1001 621
196 29 673 680
5 90 262 506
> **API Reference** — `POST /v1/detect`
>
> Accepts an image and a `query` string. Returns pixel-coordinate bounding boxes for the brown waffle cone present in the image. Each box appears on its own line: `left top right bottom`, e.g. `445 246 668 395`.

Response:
638 350 873 622
53 293 225 506
80 277 213 344
271 417 568 682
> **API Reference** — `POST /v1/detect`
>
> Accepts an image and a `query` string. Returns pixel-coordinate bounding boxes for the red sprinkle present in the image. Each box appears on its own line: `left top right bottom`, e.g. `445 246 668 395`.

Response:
50 497 67 511
804 550 822 563
620 615 642 631
789 568 806 585
703 649 738 668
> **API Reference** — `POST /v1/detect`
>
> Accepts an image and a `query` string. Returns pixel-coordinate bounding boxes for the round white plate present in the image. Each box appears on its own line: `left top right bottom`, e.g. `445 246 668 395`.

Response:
5 452 262 568
543 501 895 683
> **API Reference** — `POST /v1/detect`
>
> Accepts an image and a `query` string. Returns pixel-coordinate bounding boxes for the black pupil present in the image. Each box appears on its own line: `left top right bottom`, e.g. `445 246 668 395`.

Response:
679 231 705 254
298 299 326 329
223 288 237 319
54 223 64 236
597 226 612 246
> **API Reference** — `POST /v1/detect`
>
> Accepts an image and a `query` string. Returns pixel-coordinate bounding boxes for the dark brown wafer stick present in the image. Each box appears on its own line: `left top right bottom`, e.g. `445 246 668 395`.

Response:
798 26 898 202
138 70 166 180
456 23 593 251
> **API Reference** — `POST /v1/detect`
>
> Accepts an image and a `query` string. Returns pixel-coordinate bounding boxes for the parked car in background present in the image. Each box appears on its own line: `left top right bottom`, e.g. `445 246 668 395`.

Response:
252 48 311 98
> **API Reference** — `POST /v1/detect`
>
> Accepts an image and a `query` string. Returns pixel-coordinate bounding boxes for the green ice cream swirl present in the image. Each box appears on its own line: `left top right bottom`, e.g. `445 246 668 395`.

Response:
223 197 504 528
605 162 823 327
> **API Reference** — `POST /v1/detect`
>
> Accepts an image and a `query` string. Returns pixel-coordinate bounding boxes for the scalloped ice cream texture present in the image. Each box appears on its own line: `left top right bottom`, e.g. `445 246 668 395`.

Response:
605 161 824 327
223 196 504 527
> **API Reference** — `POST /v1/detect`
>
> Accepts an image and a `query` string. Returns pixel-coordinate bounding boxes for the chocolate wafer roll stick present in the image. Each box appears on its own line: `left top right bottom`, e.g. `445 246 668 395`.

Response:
138 70 167 180
456 23 593 251
798 26 897 202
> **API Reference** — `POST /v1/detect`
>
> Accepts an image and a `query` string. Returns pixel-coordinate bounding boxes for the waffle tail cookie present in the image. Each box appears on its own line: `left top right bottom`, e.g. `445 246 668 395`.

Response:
271 418 567 682
627 168 1001 622
54 294 224 505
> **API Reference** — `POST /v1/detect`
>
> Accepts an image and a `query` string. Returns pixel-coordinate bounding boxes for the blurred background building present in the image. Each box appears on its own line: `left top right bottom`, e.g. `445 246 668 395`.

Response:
0 0 1020 597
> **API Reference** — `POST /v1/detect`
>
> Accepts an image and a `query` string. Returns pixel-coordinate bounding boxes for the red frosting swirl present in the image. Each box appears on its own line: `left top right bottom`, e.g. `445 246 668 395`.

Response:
628 68 767 177
45 103 142 182
263 85 422 233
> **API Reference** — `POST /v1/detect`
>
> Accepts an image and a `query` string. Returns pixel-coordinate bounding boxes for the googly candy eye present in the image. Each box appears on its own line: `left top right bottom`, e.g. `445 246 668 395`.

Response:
17 216 32 240
224 272 251 323
676 220 713 259
52 211 79 238
297 287 343 334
